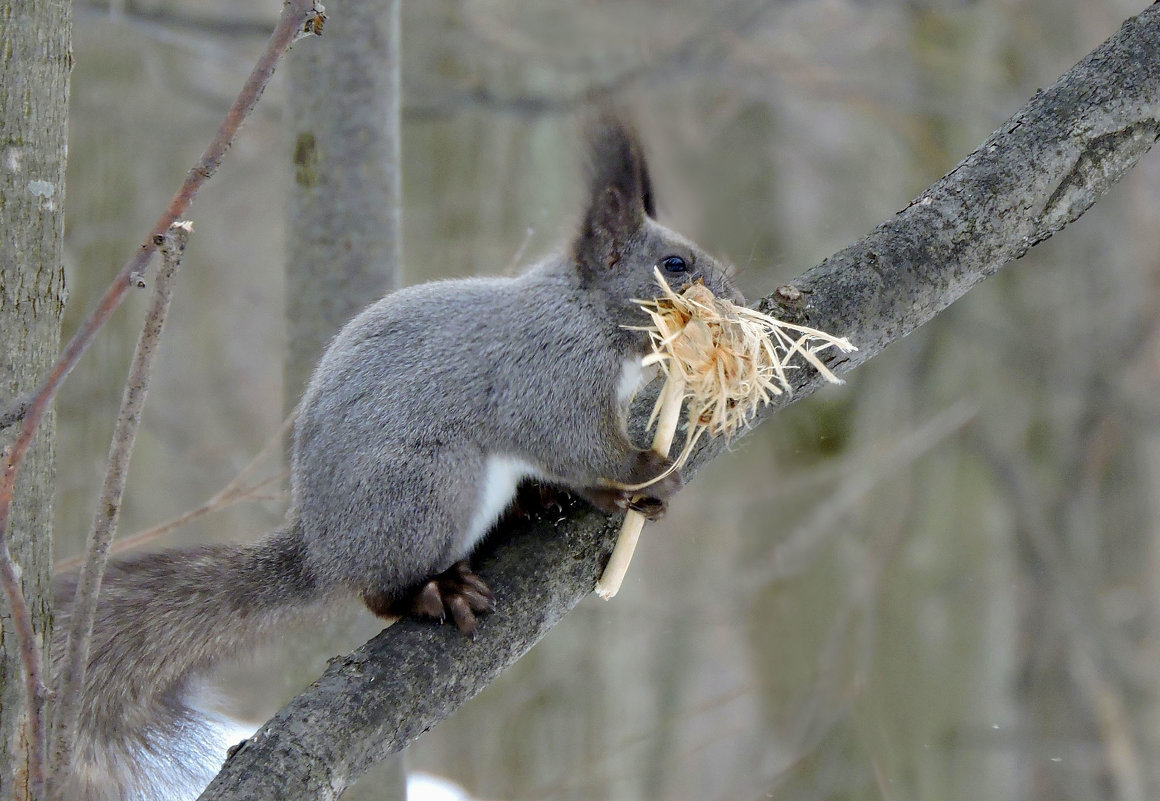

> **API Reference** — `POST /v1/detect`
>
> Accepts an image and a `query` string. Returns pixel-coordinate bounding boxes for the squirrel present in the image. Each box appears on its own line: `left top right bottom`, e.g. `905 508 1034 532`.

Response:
51 111 743 801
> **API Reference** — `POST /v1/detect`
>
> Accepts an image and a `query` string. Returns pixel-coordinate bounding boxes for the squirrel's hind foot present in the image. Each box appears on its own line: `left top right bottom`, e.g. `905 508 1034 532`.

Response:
365 560 496 637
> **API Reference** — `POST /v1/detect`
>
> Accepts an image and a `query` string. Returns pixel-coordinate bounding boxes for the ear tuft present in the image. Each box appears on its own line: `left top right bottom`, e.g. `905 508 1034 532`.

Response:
639 156 656 220
573 108 653 272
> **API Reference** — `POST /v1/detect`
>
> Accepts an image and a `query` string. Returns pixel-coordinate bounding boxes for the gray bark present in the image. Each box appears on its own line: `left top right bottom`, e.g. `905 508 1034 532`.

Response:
0 0 70 799
284 0 403 399
200 5 1160 799
282 1 404 799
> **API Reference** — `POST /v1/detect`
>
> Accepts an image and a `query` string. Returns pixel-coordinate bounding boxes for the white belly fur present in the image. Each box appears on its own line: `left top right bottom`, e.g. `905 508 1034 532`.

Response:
457 454 537 555
617 357 644 406
455 361 642 558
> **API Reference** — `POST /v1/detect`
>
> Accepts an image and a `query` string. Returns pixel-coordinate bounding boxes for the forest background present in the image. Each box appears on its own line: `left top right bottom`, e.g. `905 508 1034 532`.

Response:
34 0 1160 799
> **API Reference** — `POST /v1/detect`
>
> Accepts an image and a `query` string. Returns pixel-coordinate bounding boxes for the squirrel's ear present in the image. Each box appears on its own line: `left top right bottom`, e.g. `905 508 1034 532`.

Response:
572 111 654 272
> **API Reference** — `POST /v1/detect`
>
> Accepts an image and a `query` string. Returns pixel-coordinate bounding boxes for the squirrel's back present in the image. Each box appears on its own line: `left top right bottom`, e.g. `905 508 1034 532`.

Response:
290 256 645 596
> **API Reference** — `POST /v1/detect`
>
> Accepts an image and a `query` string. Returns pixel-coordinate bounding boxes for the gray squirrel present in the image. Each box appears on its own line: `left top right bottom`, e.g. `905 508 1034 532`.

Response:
51 112 742 800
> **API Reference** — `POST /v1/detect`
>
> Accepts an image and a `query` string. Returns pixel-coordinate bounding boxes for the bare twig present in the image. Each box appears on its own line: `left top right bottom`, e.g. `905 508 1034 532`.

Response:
66 473 288 570
971 434 1145 800
751 401 977 587
77 0 277 40
49 222 192 791
412 0 779 120
0 3 323 797
53 409 296 573
0 454 49 801
1070 647 1144 801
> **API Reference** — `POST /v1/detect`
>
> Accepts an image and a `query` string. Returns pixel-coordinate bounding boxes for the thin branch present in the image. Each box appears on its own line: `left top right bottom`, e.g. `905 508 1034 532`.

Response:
137 474 287 535
971 433 1145 799
410 0 781 120
80 0 277 39
49 222 192 792
53 408 295 573
1070 647 1144 801
0 455 49 801
199 5 1160 799
113 468 287 549
0 3 323 798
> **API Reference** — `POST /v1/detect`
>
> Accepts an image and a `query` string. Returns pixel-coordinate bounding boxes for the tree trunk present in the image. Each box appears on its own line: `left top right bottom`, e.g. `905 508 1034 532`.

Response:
285 0 403 397
0 0 71 799
283 0 403 798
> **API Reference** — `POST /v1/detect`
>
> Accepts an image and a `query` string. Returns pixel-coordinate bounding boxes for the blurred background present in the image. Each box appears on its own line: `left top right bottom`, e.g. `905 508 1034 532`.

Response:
55 0 1160 799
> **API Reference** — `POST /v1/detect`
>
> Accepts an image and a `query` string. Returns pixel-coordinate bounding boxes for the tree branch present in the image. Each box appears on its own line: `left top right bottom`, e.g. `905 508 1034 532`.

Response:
199 5 1160 799
0 0 324 434
53 422 293 574
0 456 50 801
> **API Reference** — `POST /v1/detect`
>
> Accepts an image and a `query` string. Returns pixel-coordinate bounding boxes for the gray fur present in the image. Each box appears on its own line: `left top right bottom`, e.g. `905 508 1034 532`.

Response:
52 112 741 799
52 529 328 801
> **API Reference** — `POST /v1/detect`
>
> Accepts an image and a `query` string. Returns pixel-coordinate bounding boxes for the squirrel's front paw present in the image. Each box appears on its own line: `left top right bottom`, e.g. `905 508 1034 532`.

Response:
623 451 683 520
576 451 685 520
630 451 684 500
607 488 671 521
577 477 681 522
626 494 668 521
509 481 570 520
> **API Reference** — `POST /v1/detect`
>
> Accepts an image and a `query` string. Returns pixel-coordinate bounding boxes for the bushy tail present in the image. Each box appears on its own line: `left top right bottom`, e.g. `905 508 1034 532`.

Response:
52 523 326 801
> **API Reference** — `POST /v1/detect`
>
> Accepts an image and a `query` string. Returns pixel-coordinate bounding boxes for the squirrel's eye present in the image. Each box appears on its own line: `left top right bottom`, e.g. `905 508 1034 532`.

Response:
661 255 688 273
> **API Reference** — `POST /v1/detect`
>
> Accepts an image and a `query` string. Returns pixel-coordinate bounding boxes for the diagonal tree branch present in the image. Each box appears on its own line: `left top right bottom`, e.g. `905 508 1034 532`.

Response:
199 5 1160 799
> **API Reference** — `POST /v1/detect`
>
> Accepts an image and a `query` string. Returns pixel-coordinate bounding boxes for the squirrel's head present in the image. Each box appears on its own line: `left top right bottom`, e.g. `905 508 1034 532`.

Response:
571 110 743 340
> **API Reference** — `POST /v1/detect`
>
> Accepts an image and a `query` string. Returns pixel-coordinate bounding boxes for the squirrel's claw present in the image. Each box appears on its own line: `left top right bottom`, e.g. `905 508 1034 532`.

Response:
626 495 667 521
411 582 447 622
577 485 670 521
404 560 496 637
363 560 496 636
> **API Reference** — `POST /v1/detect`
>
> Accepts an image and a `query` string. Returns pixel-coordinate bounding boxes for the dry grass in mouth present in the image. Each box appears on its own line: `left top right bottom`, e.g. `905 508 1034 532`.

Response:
595 270 856 599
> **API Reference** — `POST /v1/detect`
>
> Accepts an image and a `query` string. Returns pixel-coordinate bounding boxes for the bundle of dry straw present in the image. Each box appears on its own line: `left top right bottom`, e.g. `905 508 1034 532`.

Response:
595 271 857 599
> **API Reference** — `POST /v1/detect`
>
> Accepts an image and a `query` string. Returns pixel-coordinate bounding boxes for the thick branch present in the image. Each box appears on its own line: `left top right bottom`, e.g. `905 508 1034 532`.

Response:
199 6 1160 800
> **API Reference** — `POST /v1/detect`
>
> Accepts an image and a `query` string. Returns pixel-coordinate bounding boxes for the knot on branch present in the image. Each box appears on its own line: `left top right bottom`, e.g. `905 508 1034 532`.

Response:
1031 121 1160 247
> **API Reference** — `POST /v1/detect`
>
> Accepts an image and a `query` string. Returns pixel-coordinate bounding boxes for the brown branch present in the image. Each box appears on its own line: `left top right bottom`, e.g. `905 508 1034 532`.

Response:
118 472 288 541
0 4 324 798
198 4 1160 798
49 222 192 793
747 401 976 588
79 0 278 39
53 409 296 573
0 455 49 801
